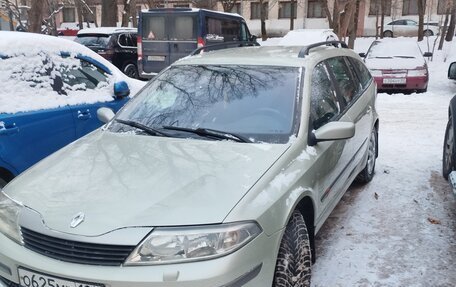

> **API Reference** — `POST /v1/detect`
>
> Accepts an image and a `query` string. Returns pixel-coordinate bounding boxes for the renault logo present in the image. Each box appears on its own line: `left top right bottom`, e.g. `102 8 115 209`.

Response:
70 212 85 228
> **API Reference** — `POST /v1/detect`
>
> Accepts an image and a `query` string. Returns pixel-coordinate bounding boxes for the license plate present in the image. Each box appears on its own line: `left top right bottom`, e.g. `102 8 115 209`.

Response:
147 55 165 62
18 268 103 287
383 78 406 84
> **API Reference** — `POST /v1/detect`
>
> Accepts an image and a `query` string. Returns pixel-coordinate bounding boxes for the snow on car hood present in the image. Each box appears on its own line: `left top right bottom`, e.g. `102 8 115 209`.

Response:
366 57 426 70
0 31 145 114
4 131 289 236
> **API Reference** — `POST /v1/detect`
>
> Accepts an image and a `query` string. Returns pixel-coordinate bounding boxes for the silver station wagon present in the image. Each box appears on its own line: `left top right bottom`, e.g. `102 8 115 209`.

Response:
0 42 378 287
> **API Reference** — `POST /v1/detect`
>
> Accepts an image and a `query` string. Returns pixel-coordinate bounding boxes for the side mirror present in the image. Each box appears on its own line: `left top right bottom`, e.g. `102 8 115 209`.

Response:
423 52 433 57
97 107 115 124
448 62 456 79
359 52 366 58
114 81 130 99
309 121 355 146
250 34 258 43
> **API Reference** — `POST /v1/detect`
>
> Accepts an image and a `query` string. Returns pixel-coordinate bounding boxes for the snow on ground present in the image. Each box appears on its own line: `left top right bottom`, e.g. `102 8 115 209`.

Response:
262 34 456 286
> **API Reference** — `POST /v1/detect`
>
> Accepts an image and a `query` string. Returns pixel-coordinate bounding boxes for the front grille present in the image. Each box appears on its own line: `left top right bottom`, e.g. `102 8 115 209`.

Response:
0 276 20 287
21 227 136 266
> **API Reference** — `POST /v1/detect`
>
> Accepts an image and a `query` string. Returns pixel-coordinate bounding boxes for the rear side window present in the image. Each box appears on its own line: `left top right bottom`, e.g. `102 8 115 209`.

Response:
143 16 166 40
118 33 137 47
326 57 360 105
206 17 242 42
349 58 372 89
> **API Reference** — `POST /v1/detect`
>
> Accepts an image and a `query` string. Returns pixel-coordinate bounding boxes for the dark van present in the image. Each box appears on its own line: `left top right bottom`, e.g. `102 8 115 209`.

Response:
138 8 257 78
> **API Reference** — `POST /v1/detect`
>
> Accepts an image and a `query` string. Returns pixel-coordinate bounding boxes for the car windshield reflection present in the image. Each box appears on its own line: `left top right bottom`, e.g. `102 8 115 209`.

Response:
110 65 301 143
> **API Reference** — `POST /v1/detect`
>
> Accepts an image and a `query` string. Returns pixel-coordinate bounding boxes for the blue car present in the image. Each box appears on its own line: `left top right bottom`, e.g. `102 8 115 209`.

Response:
0 32 145 187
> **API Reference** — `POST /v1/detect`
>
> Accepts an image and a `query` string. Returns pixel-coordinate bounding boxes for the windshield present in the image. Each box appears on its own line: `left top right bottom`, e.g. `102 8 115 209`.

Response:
110 65 301 143
75 35 111 48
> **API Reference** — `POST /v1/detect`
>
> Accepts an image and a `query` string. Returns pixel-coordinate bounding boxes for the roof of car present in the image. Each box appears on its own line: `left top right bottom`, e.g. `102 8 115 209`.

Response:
77 27 137 36
175 45 358 67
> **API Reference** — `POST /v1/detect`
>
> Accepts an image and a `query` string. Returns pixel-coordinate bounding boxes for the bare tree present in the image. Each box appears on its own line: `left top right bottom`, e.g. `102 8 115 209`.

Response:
348 0 360 49
29 0 45 33
101 0 118 27
446 0 456 41
438 0 451 50
417 0 426 41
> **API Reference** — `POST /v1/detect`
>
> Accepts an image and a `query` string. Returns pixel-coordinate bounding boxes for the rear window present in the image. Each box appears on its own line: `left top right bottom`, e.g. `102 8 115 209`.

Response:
142 14 197 41
75 35 110 48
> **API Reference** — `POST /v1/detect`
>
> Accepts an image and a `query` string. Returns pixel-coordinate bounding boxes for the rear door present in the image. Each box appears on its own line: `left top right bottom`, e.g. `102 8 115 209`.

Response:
141 12 197 75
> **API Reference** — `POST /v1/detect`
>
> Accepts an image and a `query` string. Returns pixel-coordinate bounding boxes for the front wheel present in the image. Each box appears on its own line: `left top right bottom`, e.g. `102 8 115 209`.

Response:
443 117 455 180
356 127 378 183
424 29 434 37
383 30 393 37
273 210 312 287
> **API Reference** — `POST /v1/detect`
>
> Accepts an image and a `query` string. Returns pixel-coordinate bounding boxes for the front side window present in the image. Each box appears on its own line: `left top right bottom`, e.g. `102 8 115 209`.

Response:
110 65 300 143
60 59 109 91
311 63 340 130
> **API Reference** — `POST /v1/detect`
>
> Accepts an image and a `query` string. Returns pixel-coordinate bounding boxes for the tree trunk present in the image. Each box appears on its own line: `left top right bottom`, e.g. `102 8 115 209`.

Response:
260 0 267 40
122 0 131 27
417 0 425 41
322 0 334 29
101 0 118 27
29 0 44 33
348 0 360 49
76 0 84 31
8 9 14 31
446 0 456 41
289 0 295 31
439 6 451 50
380 0 385 38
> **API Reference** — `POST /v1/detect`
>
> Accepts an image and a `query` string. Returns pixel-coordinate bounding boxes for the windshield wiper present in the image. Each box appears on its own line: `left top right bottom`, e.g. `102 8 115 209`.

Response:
115 119 170 137
162 126 252 143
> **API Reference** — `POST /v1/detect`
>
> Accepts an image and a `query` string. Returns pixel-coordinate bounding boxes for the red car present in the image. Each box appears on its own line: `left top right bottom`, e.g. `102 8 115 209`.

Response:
361 39 432 93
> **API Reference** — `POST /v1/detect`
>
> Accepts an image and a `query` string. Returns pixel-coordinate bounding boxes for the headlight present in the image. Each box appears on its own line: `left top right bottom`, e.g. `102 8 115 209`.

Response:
408 68 428 77
370 69 382 77
0 191 23 244
125 221 262 265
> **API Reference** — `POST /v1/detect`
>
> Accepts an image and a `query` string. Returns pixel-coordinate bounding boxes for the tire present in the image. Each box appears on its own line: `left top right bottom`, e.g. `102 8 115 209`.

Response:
383 30 393 37
356 127 378 183
443 117 455 180
417 88 427 93
0 177 7 189
123 63 138 79
273 210 312 287
424 29 434 37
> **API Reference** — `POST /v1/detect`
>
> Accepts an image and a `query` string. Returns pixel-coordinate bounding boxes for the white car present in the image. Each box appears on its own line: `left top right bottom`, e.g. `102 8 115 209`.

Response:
382 19 439 37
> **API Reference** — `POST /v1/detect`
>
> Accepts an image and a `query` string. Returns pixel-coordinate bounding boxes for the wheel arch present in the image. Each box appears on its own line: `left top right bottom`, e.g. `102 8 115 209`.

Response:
0 167 15 183
295 196 316 263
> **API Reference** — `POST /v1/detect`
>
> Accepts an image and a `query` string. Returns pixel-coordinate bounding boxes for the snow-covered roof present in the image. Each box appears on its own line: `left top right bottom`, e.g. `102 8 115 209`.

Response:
279 29 339 46
77 27 137 36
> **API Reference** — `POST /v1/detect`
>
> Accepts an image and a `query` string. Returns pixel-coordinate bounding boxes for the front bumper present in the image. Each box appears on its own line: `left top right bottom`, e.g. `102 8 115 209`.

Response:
0 229 281 287
374 76 428 91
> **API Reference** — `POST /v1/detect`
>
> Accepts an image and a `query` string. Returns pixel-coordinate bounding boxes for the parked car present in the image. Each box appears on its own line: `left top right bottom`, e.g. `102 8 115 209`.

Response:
0 31 145 187
382 19 439 37
443 67 456 198
75 27 139 78
0 41 378 286
57 22 92 36
360 38 432 93
138 8 257 79
279 29 339 46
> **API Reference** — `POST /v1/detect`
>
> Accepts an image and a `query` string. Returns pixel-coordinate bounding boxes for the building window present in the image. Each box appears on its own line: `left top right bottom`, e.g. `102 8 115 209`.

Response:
402 0 418 15
369 0 391 16
307 0 324 18
230 3 241 15
279 2 297 19
438 0 450 14
63 7 76 22
251 2 268 20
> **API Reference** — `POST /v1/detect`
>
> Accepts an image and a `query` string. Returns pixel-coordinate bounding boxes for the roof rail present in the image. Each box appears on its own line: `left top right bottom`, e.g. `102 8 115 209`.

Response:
298 41 348 58
190 41 260 56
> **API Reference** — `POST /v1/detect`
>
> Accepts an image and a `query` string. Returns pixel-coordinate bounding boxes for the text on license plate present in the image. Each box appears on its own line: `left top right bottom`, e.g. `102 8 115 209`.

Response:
18 268 102 287
383 78 406 84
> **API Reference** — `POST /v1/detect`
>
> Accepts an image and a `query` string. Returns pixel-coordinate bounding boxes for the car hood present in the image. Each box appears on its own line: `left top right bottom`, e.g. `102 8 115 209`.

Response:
366 57 425 70
5 131 289 236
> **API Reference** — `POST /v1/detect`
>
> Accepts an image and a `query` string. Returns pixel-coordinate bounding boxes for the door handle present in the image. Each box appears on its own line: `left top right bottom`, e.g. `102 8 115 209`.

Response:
77 110 91 120
365 106 372 115
0 125 19 136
